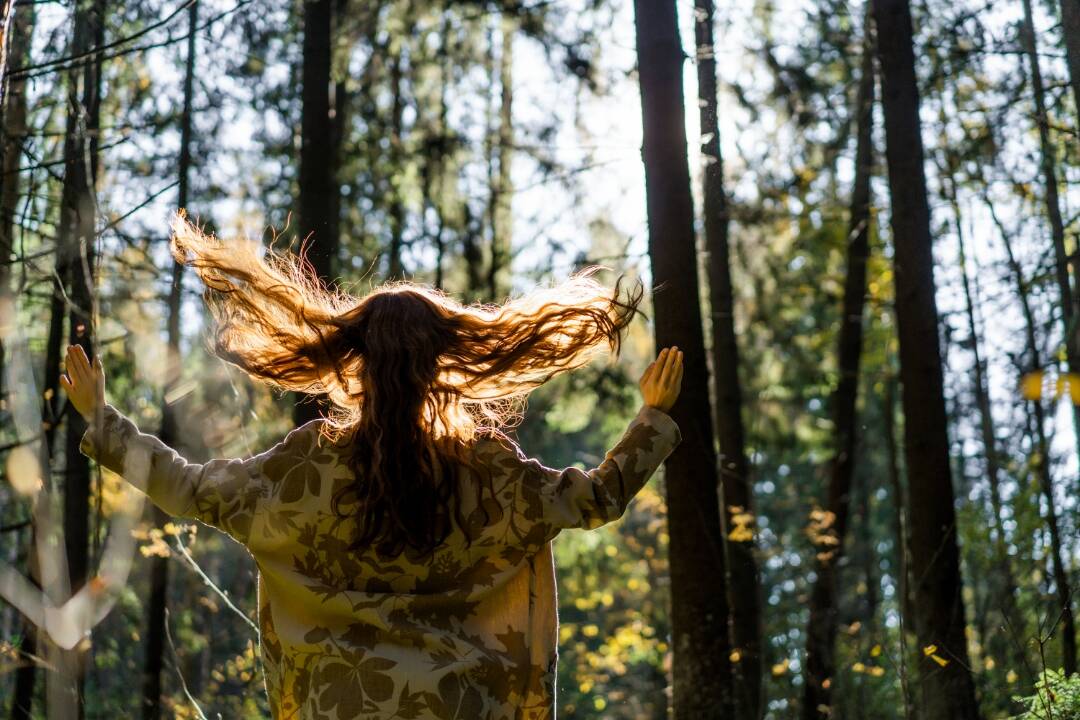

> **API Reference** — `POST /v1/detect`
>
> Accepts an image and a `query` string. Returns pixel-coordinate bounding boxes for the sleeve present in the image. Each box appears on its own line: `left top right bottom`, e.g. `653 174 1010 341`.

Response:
490 404 681 542
79 403 310 545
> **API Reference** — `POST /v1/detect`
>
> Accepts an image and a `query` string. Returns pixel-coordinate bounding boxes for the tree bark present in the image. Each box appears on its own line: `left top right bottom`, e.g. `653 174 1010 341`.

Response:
1059 0 1080 119
2 8 36 717
937 153 1029 685
802 20 875 719
293 0 341 427
693 0 759 714
986 189 1078 677
387 40 406 281
633 1 735 716
870 0 980 716
55 0 105 714
1019 0 1080 481
139 4 198 718
487 13 513 303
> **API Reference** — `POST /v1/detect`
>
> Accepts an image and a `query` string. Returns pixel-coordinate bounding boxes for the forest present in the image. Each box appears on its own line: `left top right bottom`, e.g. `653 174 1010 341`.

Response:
0 0 1078 717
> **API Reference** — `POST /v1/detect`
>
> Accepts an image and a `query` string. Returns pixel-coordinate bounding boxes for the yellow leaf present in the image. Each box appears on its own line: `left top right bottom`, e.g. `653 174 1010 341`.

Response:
870 644 882 657
772 659 790 676
923 644 938 656
868 666 885 677
931 654 949 667
1006 670 1018 683
730 649 742 663
1020 371 1044 400
1064 373 1080 405
852 662 866 673
728 526 754 542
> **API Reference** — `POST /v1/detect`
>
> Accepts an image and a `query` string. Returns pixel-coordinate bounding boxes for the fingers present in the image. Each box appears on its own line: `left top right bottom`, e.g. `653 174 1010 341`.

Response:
640 358 657 385
659 346 681 387
65 344 96 388
66 345 85 386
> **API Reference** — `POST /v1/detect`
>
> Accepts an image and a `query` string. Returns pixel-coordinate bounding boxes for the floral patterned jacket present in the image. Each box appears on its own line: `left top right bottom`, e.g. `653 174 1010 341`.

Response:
80 402 681 719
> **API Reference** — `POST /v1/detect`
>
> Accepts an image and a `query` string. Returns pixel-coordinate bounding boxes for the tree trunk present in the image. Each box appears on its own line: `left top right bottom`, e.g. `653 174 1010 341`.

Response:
693 1 760 715
1059 0 1080 119
939 155 1029 684
387 42 405 281
0 0 30 409
870 0 980 716
633 1 735 716
986 190 1078 678
56 0 105 713
487 14 513 303
2 8 36 717
1020 0 1080 483
883 374 915 720
140 5 198 718
293 0 341 427
802 21 875 719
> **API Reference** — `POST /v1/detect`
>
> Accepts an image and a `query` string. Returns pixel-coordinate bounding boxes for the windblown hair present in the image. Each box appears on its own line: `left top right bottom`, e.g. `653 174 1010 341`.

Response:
169 210 645 557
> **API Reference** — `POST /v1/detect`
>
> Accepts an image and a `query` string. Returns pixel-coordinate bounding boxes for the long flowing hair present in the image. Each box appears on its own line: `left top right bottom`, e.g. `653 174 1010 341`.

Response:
169 210 645 556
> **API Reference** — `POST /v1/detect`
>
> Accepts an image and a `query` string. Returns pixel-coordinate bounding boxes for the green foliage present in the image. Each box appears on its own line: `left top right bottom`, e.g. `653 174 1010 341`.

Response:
1012 670 1080 720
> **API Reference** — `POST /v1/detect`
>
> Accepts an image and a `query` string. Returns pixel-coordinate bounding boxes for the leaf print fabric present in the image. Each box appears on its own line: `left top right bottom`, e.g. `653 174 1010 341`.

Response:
80 402 681 719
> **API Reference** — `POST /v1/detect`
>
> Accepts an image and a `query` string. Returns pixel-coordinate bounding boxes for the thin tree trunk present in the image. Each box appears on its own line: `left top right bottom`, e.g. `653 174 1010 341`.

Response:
633 1 734 716
2 8 35 717
938 155 1028 683
433 7 451 292
693 1 760 715
1019 0 1080 485
1059 0 1080 119
487 14 513 303
871 0 980 716
883 373 915 720
140 4 197 718
986 189 1078 677
802 20 875 720
56 0 105 713
387 44 405 281
293 0 341 427
0 0 29 408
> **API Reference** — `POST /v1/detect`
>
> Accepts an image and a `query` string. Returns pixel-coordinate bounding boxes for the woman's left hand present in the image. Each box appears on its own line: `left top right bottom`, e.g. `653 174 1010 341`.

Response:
59 343 105 422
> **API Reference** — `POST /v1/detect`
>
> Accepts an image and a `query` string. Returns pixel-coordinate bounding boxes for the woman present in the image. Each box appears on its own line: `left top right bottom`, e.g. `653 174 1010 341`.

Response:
60 211 684 720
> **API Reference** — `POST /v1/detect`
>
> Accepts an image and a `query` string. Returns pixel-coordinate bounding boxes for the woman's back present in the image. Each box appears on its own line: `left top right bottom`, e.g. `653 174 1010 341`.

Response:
241 403 681 720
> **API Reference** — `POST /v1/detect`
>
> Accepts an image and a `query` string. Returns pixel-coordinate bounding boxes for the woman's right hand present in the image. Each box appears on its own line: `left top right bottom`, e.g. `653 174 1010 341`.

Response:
639 346 684 413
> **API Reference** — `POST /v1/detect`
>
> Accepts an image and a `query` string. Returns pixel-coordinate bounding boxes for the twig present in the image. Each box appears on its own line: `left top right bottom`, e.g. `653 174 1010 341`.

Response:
164 607 211 720
170 531 258 634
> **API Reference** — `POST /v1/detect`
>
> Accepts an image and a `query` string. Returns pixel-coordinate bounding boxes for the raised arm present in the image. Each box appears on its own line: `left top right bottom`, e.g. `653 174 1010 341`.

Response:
61 344 306 545
482 347 684 544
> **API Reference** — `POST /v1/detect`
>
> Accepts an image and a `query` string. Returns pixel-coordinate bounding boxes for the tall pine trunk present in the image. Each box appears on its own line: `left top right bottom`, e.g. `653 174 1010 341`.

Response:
633 1 734 716
140 4 198 717
986 190 1078 677
293 0 341 427
870 0 980 715
1019 0 1080 675
387 44 405 281
56 0 105 713
487 14 513 303
1059 0 1080 118
693 1 761 715
1020 0 1080 483
802 20 875 718
3 6 36 718
939 154 1027 683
